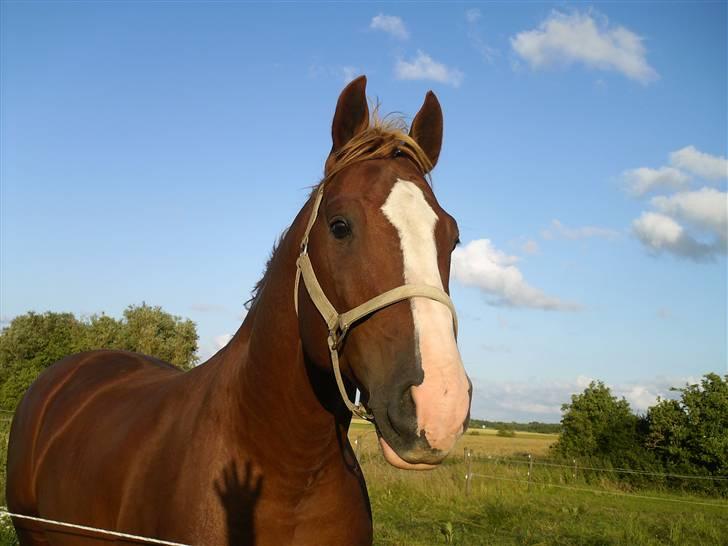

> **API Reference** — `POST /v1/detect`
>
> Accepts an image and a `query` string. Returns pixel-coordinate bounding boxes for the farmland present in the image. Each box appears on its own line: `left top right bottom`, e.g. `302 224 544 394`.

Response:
0 418 726 545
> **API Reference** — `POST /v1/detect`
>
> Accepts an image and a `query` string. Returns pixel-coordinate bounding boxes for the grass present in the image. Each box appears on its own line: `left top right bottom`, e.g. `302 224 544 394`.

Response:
0 419 725 545
349 420 728 545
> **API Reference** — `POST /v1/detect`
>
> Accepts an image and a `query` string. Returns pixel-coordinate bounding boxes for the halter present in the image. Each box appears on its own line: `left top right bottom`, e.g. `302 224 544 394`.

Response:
294 183 458 420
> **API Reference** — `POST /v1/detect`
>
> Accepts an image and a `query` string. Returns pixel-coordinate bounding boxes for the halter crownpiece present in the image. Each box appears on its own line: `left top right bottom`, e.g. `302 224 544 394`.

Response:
294 184 458 421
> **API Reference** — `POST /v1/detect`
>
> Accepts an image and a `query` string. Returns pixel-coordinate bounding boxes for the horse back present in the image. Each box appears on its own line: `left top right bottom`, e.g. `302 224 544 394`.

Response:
6 350 183 521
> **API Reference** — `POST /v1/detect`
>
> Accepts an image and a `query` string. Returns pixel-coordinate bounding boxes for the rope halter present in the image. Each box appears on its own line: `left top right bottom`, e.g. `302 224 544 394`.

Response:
294 184 458 420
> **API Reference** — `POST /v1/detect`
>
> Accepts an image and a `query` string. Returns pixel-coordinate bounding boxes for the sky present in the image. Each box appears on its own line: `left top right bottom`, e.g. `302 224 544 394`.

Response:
1 1 726 422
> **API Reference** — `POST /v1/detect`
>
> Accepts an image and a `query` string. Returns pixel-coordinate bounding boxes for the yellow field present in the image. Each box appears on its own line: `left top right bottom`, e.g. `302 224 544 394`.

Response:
348 419 558 459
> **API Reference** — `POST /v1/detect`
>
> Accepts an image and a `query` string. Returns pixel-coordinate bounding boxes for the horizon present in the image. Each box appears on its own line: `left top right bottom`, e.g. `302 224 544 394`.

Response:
1 1 726 423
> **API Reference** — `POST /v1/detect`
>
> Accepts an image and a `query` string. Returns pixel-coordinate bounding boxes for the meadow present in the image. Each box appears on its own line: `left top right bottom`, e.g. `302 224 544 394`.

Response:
0 418 726 545
349 420 728 546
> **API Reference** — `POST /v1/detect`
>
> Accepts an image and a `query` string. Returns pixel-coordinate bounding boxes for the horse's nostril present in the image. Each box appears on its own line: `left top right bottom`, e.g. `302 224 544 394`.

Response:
386 384 417 437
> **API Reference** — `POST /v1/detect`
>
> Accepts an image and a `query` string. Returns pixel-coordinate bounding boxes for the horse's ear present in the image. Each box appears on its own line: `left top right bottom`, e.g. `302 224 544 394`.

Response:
329 75 369 160
409 91 443 171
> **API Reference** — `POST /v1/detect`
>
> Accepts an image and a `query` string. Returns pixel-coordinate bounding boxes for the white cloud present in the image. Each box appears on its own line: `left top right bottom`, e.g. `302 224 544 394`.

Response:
622 166 691 196
511 10 658 84
541 219 620 241
470 375 687 422
624 147 727 261
395 51 464 87
632 211 718 261
670 146 728 181
651 187 727 240
465 8 481 23
451 239 580 311
631 188 727 261
370 14 409 40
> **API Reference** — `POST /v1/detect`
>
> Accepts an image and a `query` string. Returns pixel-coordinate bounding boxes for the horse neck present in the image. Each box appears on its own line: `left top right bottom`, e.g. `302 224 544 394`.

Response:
211 195 352 465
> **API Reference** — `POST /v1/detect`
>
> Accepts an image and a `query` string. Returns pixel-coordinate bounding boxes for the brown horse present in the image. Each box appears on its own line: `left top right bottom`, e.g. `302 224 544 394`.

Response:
6 76 472 546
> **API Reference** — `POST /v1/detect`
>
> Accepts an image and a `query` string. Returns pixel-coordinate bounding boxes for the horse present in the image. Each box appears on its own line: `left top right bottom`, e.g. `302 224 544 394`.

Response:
6 75 472 546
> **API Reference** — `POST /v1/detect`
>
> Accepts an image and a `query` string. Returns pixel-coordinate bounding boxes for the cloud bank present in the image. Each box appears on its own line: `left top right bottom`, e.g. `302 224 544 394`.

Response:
470 375 690 422
625 146 727 261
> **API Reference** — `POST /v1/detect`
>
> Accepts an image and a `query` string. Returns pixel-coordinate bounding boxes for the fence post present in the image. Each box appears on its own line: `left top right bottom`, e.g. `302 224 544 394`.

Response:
465 448 472 496
573 458 577 481
527 453 533 491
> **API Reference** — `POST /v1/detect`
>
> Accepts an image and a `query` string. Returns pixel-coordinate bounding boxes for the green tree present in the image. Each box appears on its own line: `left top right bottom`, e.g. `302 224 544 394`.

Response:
552 381 645 464
119 304 198 370
0 305 198 411
0 312 85 412
647 374 728 478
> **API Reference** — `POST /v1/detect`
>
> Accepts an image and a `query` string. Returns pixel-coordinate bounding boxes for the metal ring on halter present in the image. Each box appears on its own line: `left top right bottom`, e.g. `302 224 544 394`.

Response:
294 184 458 422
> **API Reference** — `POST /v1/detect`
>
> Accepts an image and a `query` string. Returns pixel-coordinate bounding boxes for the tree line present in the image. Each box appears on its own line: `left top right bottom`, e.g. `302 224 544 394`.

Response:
552 375 727 495
0 304 198 412
468 419 561 434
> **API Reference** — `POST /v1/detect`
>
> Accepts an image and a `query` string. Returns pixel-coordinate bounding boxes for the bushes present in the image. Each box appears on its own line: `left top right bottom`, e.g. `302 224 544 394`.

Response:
0 305 198 412
552 375 728 496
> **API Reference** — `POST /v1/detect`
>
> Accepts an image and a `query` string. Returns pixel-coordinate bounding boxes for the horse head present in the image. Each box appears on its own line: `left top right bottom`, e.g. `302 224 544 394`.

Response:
297 76 472 470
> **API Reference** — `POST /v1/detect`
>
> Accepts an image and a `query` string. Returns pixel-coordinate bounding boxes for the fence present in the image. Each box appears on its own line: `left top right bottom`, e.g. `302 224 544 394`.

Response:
461 448 728 509
0 509 189 545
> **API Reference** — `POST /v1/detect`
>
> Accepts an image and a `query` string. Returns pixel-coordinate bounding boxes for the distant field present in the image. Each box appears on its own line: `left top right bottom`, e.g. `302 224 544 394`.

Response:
350 419 558 458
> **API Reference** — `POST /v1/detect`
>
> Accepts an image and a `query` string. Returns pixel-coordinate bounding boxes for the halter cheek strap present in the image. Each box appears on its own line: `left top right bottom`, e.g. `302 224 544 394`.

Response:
294 185 458 421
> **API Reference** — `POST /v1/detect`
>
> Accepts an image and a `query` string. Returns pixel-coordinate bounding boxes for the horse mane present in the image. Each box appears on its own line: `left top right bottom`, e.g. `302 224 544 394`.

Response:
245 110 431 310
321 107 433 186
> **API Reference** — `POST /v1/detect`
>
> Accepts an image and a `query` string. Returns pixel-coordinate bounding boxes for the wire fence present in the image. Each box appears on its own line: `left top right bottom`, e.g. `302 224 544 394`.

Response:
469 451 728 481
468 472 728 508
0 508 189 545
461 449 728 510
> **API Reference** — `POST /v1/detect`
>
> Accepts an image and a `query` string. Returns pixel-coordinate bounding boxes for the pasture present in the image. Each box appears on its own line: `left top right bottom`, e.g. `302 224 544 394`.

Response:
1 418 726 545
348 420 727 546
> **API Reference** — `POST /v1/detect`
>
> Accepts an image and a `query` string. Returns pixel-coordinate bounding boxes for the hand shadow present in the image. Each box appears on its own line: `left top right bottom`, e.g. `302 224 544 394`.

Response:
214 460 264 546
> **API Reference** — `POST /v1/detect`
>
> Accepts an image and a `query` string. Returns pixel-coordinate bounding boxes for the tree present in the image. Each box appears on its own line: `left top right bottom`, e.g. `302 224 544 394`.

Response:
647 374 728 478
551 381 645 464
0 312 85 412
0 305 199 411
119 304 198 370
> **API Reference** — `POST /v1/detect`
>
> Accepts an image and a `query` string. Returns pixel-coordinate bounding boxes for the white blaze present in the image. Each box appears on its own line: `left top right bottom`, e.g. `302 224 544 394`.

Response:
381 179 470 451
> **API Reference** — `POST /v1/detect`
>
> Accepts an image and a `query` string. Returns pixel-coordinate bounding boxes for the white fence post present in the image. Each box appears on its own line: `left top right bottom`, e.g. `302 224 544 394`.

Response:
464 448 472 496
527 453 533 491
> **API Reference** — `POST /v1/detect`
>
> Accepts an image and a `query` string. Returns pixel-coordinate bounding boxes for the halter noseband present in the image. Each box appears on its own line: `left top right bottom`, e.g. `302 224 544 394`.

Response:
294 184 458 421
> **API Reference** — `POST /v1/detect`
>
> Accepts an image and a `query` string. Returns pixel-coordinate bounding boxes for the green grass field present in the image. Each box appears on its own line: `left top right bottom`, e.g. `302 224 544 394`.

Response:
0 419 726 545
349 420 728 545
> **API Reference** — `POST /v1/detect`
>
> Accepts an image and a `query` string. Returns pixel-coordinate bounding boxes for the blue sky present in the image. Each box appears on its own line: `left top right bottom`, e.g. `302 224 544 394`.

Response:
1 1 726 422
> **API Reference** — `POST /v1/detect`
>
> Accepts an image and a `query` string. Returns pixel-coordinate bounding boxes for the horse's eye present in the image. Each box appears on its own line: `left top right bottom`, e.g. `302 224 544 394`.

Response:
393 147 403 158
330 219 351 239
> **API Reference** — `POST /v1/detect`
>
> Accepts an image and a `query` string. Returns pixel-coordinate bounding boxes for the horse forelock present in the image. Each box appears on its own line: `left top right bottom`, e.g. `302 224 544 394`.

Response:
321 110 433 188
